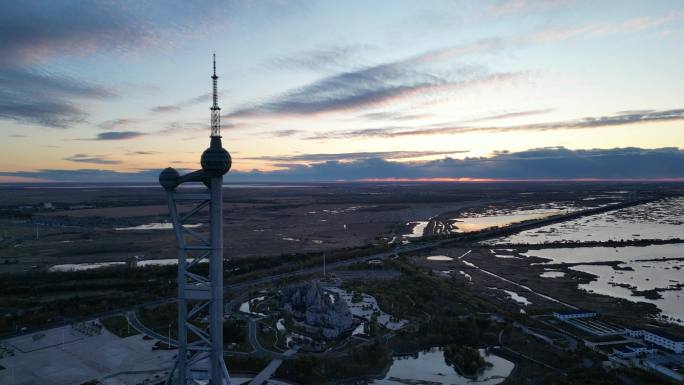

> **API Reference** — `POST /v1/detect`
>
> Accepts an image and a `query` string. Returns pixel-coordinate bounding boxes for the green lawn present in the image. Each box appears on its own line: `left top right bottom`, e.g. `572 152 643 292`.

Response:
101 315 140 338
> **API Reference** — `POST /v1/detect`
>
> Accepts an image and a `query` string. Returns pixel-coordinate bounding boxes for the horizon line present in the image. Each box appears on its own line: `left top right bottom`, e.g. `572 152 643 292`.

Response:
3 177 684 184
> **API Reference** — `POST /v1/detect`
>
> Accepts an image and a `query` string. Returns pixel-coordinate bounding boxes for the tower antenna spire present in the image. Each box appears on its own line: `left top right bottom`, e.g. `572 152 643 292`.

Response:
211 53 221 137
158 53 232 385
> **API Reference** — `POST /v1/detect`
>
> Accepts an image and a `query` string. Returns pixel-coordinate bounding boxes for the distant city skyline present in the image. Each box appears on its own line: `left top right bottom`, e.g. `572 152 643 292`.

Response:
1 0 683 182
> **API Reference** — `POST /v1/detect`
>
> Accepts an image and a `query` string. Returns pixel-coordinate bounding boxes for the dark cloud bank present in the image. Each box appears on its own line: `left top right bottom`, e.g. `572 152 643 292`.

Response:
0 1 225 128
3 147 684 183
307 108 684 140
0 2 141 127
227 39 508 119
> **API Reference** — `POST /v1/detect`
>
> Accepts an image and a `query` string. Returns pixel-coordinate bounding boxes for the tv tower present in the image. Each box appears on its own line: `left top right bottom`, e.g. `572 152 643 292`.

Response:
159 54 232 385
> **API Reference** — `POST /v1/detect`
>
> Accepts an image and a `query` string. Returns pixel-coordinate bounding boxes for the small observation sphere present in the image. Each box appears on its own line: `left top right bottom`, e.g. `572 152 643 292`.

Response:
159 167 180 190
201 137 231 176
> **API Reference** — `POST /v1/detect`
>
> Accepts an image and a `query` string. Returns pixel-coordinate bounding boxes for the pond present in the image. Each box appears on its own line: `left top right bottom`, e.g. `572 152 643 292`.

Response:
540 270 565 278
501 289 531 306
114 222 202 231
239 296 267 317
49 262 125 272
48 258 206 272
404 221 428 238
427 255 453 261
366 347 514 385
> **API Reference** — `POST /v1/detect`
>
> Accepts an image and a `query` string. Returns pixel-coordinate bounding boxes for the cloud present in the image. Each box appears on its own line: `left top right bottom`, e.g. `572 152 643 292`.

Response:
308 108 684 139
0 2 156 67
97 118 139 130
150 105 181 113
486 0 571 16
461 109 555 123
227 39 504 119
64 154 121 165
246 150 468 162
157 121 210 135
230 70 523 119
0 1 236 67
359 112 433 121
269 44 372 71
93 131 146 140
261 129 303 137
4 147 684 182
0 68 115 127
528 11 684 43
0 1 229 127
0 2 153 127
230 147 684 181
150 91 224 114
0 169 161 183
401 38 503 66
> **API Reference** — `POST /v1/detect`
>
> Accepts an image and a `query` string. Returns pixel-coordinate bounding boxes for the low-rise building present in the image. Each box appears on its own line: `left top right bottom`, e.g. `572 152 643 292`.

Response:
623 328 645 338
644 330 684 354
553 309 598 320
612 343 657 359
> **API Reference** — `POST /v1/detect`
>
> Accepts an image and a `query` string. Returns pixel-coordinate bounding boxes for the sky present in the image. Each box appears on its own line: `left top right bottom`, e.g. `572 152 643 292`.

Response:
1 0 683 182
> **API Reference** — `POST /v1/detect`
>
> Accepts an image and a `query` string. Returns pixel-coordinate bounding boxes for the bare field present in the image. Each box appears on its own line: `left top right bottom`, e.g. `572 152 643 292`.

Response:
0 181 680 275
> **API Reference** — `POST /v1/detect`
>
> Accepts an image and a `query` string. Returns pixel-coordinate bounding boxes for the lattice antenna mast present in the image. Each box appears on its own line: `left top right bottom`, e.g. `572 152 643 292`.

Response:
211 54 221 137
160 54 232 385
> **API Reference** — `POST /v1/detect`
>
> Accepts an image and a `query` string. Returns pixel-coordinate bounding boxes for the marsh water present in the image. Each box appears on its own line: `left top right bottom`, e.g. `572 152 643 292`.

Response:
367 347 514 385
49 257 206 272
497 197 684 244
524 244 684 322
114 222 203 231
452 210 562 233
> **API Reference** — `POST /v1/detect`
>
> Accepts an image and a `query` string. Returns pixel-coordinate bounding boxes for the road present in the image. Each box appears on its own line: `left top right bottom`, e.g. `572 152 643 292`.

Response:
127 311 177 348
247 348 298 385
225 293 296 359
0 197 658 343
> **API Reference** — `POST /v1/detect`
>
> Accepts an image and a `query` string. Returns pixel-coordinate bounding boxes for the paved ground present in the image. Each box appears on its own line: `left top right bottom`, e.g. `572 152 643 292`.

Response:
247 348 297 385
0 325 175 385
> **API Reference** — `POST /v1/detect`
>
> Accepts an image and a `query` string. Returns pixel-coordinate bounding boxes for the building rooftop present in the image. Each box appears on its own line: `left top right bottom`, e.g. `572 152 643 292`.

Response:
625 343 646 350
645 329 684 343
554 309 597 316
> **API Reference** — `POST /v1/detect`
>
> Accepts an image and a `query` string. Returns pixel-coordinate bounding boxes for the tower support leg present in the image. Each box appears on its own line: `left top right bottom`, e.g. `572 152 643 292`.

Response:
210 176 226 384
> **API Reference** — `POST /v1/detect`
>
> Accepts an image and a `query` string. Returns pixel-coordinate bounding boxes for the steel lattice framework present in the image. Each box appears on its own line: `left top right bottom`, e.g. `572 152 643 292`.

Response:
160 55 232 385
210 53 221 138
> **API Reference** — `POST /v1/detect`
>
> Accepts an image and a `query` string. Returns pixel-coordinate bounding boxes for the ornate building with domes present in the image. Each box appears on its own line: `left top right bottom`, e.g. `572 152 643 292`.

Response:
283 280 354 339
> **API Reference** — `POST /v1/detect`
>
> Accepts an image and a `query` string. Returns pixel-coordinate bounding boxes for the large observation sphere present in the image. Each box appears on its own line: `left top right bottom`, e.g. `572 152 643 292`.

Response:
201 136 232 176
159 167 180 191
